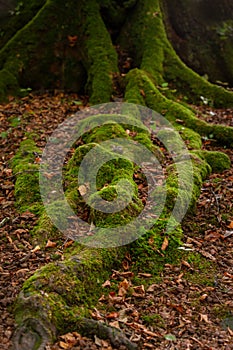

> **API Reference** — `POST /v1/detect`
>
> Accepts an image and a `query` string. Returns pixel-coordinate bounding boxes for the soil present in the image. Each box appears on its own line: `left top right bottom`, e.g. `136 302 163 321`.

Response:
0 94 232 349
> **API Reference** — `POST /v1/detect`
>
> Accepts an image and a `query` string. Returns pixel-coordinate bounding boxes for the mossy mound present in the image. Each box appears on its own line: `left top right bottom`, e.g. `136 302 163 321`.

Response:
11 139 42 213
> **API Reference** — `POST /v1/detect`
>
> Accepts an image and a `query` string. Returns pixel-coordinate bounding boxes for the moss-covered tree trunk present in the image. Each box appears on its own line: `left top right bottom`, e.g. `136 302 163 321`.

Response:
2 1 233 349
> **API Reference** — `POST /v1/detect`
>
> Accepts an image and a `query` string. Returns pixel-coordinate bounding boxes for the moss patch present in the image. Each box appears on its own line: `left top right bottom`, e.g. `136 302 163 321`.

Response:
11 139 41 212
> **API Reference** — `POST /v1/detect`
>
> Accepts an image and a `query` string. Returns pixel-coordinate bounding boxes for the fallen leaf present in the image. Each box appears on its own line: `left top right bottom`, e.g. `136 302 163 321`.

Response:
147 284 157 292
181 260 192 269
102 279 111 288
31 245 40 253
138 273 152 278
94 335 102 346
140 89 146 97
78 184 87 196
106 312 119 319
109 321 120 329
205 231 221 241
119 278 130 290
200 313 210 323
45 239 57 248
63 240 74 248
161 237 169 251
199 293 208 301
91 308 103 320
59 341 70 349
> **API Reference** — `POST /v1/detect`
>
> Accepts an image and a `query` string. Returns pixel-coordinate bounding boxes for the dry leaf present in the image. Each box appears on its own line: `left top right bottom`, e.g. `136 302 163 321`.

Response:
91 308 103 320
200 313 210 323
132 285 145 297
161 237 169 251
227 221 233 229
181 260 191 269
140 89 146 97
45 239 57 248
147 284 157 292
13 228 27 235
199 293 208 301
118 286 128 297
205 231 221 241
138 273 152 278
63 240 74 248
94 335 102 346
31 245 40 253
119 278 130 290
78 184 87 196
106 312 119 319
109 321 120 329
102 279 111 288
59 341 70 349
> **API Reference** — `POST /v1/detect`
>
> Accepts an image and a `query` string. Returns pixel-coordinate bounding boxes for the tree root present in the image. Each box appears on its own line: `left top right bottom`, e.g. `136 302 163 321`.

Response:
12 316 137 350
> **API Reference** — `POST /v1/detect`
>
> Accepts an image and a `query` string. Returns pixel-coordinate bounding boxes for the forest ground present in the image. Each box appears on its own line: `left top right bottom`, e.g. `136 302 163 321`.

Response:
0 93 233 350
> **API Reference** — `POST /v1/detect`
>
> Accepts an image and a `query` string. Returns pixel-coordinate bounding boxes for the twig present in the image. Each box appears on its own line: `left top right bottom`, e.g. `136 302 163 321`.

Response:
210 188 220 214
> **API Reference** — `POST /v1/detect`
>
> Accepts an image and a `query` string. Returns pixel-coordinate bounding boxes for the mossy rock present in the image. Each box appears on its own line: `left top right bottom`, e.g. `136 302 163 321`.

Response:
194 150 231 172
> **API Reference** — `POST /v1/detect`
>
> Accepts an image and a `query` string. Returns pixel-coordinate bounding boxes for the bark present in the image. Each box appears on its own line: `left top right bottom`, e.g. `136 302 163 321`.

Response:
163 0 233 85
2 1 233 349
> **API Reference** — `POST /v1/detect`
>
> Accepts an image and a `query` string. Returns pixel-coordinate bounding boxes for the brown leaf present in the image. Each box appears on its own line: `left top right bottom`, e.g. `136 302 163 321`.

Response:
59 341 70 349
147 284 157 292
109 321 120 329
31 245 40 253
102 279 111 288
199 293 208 301
200 313 210 323
138 273 152 278
181 260 192 269
91 308 103 320
13 228 27 235
204 231 221 241
140 89 146 97
106 312 119 319
45 239 57 248
227 221 233 228
78 184 87 196
119 278 130 290
63 240 74 248
132 285 145 297
118 286 128 297
161 237 169 251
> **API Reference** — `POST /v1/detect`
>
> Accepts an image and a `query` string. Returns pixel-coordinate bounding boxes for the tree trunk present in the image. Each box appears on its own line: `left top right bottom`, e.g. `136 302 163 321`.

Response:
1 1 233 349
163 0 233 85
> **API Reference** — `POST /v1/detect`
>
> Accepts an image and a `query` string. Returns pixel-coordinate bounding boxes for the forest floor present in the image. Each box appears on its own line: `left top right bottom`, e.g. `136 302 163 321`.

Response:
0 93 233 350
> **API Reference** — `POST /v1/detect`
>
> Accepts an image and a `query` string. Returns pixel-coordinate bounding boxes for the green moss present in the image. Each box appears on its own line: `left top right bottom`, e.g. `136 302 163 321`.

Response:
82 123 128 143
183 252 216 286
213 305 232 320
14 245 127 334
141 313 165 328
126 68 233 147
177 126 202 149
130 215 183 275
82 0 118 103
194 150 231 172
90 186 143 227
11 139 41 212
